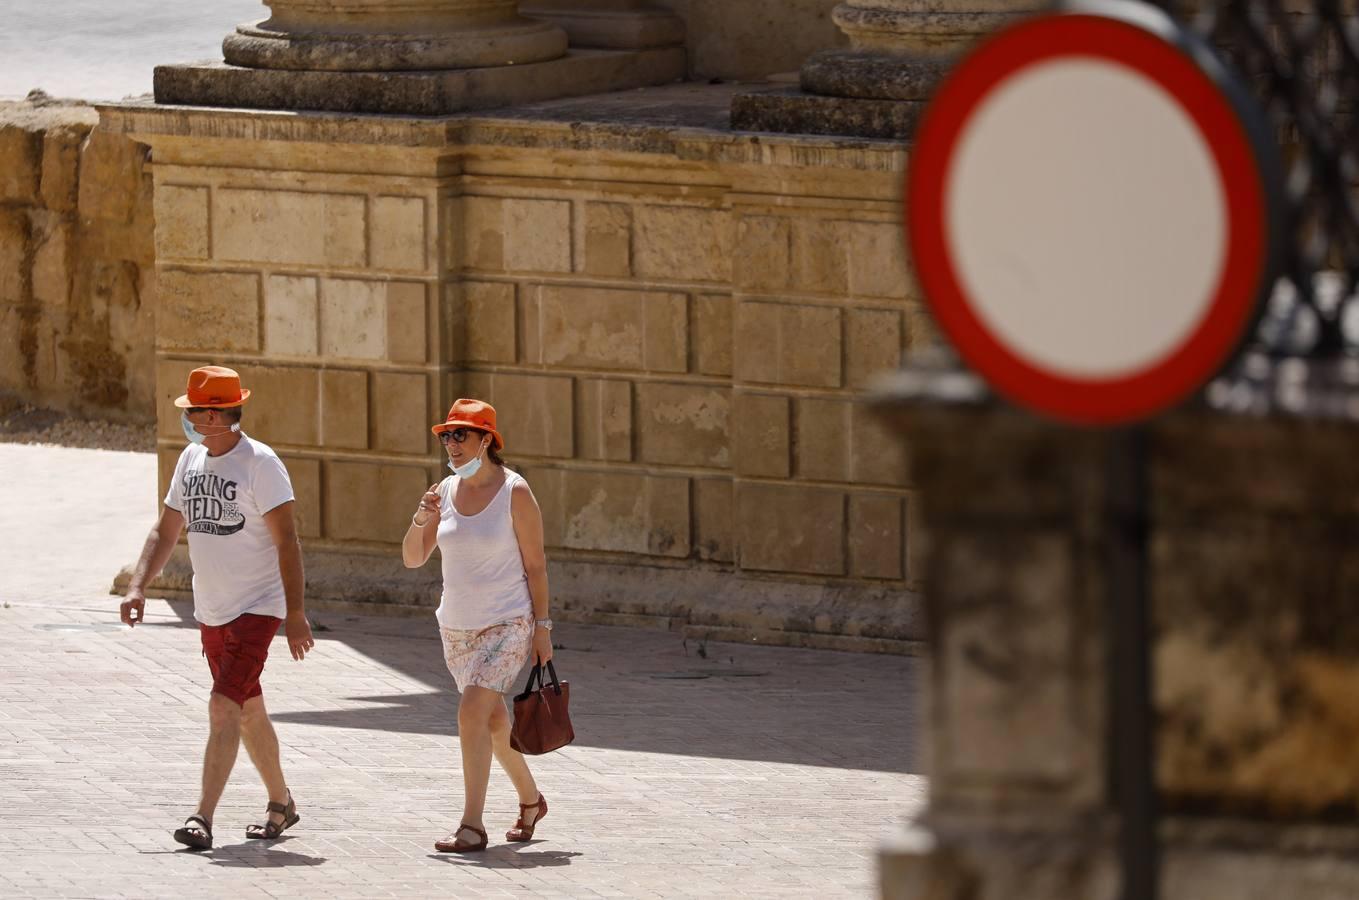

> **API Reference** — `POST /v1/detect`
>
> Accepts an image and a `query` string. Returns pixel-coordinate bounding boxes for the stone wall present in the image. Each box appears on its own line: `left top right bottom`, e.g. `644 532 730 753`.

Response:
100 91 927 652
0 96 155 421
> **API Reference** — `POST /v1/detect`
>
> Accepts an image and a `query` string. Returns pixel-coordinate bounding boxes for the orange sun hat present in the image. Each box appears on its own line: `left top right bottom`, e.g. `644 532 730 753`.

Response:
432 398 504 450
174 366 251 408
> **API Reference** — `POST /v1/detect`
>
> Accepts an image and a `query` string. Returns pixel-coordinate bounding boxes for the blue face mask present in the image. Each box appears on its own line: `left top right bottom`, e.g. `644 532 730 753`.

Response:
181 412 238 446
448 440 487 478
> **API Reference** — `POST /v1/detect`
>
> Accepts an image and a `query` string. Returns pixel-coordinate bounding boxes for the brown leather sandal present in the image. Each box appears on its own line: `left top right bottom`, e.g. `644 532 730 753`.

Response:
506 794 548 842
173 814 213 850
435 823 488 853
245 792 299 840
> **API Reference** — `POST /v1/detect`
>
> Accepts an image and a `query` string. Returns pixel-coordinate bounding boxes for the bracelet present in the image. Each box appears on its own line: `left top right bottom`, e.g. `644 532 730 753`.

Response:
411 512 432 528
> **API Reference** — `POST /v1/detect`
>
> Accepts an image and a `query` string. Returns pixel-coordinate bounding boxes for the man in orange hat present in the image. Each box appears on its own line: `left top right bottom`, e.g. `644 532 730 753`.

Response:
119 365 315 851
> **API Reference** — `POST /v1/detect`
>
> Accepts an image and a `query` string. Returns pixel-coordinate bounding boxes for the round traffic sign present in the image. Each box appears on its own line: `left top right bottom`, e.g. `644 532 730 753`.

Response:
907 0 1282 424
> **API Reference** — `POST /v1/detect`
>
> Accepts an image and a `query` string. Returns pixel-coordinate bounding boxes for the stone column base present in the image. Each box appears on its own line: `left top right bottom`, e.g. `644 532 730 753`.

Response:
154 47 686 116
113 544 925 655
730 86 922 140
222 17 568 71
520 6 685 49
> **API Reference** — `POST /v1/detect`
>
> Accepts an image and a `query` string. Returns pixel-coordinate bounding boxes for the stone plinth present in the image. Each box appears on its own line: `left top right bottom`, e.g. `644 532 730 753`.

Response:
521 1 685 49
222 0 567 70
872 353 1359 896
732 0 1040 139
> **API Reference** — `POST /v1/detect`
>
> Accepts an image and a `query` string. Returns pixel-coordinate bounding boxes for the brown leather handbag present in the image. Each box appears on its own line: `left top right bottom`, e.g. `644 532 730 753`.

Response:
510 660 574 755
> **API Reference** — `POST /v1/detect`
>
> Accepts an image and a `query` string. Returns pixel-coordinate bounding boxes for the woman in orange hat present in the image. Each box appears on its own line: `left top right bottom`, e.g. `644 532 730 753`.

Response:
401 398 554 853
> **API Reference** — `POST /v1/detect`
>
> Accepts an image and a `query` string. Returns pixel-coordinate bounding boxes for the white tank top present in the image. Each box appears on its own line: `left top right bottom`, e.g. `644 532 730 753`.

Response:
434 469 533 631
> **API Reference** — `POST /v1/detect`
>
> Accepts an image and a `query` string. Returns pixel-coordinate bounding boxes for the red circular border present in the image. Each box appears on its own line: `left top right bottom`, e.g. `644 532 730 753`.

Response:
907 13 1268 425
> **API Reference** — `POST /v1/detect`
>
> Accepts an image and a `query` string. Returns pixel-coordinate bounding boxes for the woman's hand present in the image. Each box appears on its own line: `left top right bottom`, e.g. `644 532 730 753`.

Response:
532 625 553 665
413 483 441 527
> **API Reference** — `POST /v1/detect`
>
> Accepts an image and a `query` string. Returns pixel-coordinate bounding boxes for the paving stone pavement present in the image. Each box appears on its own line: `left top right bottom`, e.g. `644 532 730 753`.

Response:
0 443 927 899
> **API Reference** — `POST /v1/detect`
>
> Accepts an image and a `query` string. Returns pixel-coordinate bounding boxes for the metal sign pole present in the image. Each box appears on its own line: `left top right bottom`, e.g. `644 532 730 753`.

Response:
1106 427 1157 900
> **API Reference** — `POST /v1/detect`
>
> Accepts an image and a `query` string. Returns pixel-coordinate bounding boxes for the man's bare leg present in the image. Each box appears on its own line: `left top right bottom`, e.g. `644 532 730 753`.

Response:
195 693 243 825
240 695 290 829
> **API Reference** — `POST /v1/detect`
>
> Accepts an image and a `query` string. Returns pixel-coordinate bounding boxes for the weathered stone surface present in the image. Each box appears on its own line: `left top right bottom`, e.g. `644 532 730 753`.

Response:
633 205 732 283
461 281 517 363
234 365 321 448
40 122 92 213
734 300 842 388
463 195 572 273
158 270 260 352
523 284 687 372
31 222 72 308
372 196 429 273
214 189 366 267
154 184 210 261
324 460 430 543
558 468 690 557
372 372 429 455
320 369 369 450
849 493 903 579
264 275 319 357
735 215 792 292
0 207 29 306
635 382 729 468
154 47 687 117
77 128 147 225
848 221 912 299
385 281 428 363
737 482 845 575
462 370 573 458
0 123 42 204
730 86 923 140
581 201 632 277
575 377 632 462
846 307 903 388
693 476 735 563
524 2 686 50
321 278 386 360
654 0 845 80
280 455 322 538
733 391 790 478
692 293 732 377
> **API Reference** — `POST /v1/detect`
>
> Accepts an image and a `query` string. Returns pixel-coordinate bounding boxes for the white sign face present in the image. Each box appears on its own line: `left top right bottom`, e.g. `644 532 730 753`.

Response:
907 5 1279 425
946 58 1228 380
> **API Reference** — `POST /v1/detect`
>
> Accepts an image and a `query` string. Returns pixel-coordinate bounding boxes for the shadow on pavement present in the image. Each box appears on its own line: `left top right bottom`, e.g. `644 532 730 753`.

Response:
207 842 328 868
268 616 924 775
427 849 582 869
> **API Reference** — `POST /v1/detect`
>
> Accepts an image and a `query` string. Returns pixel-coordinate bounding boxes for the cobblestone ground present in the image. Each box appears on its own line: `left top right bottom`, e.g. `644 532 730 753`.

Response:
0 443 926 899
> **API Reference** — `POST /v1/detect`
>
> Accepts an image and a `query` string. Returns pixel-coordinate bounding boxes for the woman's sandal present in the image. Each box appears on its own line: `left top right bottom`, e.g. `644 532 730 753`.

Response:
173 814 213 851
506 794 548 842
435 823 488 853
245 792 300 840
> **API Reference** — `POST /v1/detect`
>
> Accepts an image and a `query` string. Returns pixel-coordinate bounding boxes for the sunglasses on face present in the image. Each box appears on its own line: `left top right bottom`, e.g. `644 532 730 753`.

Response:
438 428 481 445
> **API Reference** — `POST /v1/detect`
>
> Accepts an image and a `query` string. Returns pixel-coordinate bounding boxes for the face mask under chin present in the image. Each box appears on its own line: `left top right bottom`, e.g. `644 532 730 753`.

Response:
448 442 487 478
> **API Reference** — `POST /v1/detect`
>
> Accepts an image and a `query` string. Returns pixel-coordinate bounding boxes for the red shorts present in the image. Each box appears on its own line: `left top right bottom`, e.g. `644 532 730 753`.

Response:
199 613 281 706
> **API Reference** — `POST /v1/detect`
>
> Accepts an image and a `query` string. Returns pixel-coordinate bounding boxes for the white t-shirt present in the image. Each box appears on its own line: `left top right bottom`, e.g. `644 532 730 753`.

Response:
164 435 295 626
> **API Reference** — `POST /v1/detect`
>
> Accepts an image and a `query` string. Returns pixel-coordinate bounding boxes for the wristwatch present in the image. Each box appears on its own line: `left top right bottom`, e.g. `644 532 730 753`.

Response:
535 618 553 631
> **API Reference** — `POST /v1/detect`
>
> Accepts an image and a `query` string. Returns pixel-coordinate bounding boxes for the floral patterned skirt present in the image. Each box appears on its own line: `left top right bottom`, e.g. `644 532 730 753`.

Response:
439 614 534 695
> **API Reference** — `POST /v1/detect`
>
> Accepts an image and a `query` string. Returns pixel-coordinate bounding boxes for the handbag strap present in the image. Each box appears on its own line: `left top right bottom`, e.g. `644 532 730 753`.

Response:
543 660 563 695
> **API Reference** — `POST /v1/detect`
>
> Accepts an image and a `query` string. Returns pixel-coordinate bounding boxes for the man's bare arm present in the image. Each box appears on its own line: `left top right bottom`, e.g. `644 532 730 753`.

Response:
263 501 313 661
121 507 186 626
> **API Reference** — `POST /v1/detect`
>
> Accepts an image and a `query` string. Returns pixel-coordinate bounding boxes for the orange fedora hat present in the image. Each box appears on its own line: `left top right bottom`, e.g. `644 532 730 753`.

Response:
432 398 503 450
173 366 251 409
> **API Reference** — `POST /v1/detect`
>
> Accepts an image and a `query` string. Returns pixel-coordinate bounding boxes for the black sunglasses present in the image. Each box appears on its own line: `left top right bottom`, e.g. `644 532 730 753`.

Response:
438 427 481 445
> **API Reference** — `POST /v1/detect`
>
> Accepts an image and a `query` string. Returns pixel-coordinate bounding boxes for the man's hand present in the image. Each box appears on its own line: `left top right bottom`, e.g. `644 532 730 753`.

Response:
286 612 315 661
532 626 553 666
120 591 146 627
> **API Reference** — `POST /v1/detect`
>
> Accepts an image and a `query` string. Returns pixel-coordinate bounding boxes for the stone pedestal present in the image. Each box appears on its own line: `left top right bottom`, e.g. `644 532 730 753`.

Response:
155 0 685 115
521 0 685 50
871 352 1359 897
222 0 567 70
732 0 1040 139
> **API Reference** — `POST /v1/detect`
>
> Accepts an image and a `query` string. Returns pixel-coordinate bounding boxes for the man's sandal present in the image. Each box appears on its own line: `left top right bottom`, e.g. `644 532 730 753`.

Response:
434 824 488 853
173 815 213 851
245 793 300 840
506 794 548 842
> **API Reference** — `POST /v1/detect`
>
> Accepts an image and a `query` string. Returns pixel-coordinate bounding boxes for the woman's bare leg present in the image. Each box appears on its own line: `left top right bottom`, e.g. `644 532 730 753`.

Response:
489 698 541 824
456 686 502 834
